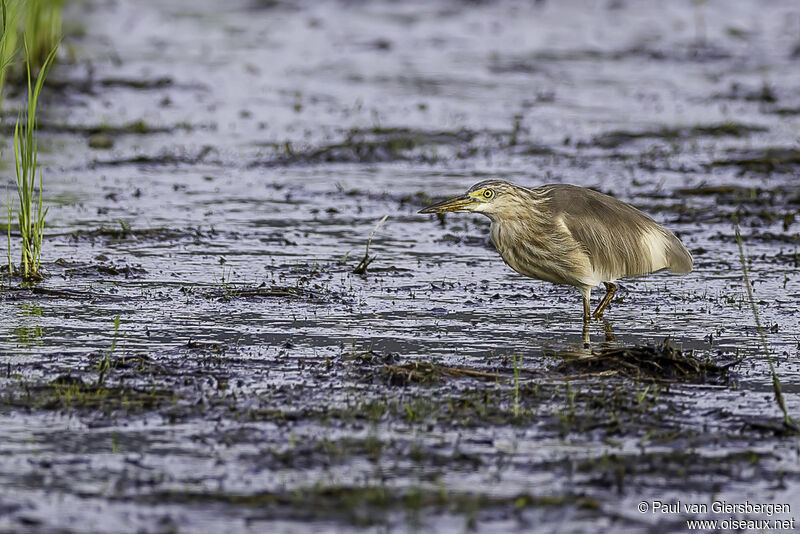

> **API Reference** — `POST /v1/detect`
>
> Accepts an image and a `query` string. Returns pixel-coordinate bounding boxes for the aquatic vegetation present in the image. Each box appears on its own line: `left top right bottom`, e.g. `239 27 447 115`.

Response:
11 43 56 280
375 360 498 385
353 214 389 275
711 147 800 173
0 0 20 96
590 122 767 149
253 127 485 167
96 316 120 387
0 0 63 94
5 193 10 274
512 352 521 418
23 0 62 72
554 340 735 383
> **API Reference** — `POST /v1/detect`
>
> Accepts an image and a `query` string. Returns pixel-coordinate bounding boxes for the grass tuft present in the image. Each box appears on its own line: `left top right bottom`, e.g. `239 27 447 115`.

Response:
12 41 56 280
0 0 62 94
23 0 63 72
0 0 20 96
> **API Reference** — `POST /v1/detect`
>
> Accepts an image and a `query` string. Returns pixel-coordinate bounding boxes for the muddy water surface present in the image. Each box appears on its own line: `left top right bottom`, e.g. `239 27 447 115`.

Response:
1 0 800 532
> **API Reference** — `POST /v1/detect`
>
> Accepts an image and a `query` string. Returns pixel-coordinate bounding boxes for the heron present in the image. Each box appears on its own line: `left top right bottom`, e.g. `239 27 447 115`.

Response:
419 180 692 322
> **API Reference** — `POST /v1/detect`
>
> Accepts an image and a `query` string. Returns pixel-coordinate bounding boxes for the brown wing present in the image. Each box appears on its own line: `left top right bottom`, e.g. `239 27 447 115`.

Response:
545 185 692 280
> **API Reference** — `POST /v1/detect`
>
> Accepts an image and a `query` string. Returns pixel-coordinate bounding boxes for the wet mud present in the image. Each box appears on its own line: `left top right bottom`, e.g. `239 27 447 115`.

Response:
1 0 800 532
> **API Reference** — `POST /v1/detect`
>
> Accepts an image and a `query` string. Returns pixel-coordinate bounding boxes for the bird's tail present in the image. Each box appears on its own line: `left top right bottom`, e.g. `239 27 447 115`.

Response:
665 232 693 274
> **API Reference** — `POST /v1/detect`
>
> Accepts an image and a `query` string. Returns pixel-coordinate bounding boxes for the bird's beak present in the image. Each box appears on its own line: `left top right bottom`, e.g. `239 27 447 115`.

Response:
419 194 477 214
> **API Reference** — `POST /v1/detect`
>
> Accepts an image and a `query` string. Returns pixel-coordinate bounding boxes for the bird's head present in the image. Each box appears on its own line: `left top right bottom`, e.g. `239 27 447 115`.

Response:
418 180 520 217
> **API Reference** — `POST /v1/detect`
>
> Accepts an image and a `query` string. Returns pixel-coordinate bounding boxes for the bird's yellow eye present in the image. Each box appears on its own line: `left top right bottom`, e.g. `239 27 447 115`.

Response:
483 189 494 199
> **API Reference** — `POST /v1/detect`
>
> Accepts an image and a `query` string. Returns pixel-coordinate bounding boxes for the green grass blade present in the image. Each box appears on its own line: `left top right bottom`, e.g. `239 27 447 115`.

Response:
12 40 58 280
735 225 796 429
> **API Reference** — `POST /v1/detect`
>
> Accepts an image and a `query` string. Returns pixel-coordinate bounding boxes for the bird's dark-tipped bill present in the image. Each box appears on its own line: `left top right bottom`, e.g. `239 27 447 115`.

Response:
418 194 476 214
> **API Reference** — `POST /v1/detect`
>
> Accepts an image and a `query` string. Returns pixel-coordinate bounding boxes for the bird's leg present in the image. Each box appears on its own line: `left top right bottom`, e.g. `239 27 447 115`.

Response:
582 289 591 323
592 282 617 319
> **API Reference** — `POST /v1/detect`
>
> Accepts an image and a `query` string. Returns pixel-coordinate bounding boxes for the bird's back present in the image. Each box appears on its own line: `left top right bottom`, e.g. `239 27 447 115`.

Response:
544 185 692 285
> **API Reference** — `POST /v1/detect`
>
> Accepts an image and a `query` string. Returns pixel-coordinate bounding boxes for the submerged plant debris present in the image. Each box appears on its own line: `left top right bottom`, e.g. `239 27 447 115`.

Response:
376 360 500 385
0 1 799 533
554 340 736 384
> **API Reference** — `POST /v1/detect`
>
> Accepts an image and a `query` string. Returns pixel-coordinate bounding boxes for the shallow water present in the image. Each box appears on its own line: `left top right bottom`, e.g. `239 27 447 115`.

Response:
1 0 800 532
